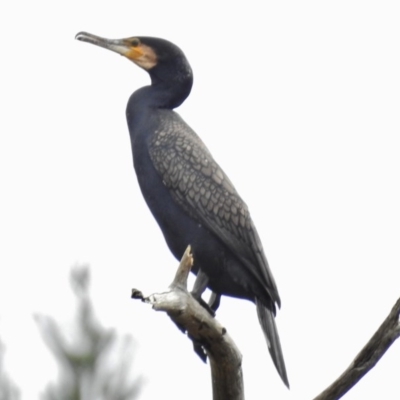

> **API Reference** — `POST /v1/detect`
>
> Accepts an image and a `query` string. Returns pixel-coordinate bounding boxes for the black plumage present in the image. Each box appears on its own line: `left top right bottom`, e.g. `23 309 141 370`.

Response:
76 32 289 387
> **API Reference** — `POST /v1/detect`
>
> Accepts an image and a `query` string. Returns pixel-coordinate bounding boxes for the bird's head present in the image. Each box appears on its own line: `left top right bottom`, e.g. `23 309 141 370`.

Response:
75 32 192 88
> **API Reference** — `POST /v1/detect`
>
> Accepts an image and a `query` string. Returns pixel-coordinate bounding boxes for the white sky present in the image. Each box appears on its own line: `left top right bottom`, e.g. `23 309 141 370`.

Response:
1 1 400 399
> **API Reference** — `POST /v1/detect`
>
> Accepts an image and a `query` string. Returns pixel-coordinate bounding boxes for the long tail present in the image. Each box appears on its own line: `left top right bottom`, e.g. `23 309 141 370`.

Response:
256 299 289 388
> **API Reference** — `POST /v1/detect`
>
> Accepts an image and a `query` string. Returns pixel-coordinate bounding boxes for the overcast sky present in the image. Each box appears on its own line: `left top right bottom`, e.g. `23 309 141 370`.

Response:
1 1 400 399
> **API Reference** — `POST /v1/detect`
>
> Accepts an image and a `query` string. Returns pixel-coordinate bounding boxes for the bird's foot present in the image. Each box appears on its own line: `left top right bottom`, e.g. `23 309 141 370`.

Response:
208 292 221 312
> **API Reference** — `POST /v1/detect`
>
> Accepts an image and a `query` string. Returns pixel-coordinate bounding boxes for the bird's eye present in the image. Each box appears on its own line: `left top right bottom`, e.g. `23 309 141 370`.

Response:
130 38 141 47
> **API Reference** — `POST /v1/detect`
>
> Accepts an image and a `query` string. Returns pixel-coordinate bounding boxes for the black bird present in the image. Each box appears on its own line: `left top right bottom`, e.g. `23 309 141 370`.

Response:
76 32 289 387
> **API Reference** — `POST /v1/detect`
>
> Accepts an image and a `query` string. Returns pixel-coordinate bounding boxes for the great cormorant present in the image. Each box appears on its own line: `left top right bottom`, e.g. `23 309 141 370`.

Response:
76 32 289 387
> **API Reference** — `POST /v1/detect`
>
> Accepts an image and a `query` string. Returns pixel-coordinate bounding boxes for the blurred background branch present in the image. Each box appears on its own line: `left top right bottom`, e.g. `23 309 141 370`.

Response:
0 339 20 400
35 266 142 400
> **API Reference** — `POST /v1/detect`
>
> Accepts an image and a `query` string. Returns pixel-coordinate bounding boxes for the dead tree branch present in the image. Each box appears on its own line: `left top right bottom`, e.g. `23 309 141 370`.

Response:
314 297 400 400
131 246 244 400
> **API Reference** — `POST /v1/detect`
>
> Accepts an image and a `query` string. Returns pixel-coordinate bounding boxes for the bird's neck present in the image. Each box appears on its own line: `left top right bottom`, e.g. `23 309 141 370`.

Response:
127 57 193 110
126 72 193 139
143 77 192 110
125 82 187 136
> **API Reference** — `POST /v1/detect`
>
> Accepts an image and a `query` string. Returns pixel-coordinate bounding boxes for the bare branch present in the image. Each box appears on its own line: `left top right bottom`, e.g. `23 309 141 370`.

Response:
131 245 244 400
314 297 400 400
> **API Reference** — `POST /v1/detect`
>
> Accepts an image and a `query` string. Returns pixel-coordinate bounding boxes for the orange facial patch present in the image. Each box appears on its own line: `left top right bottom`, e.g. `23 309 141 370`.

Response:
125 43 157 70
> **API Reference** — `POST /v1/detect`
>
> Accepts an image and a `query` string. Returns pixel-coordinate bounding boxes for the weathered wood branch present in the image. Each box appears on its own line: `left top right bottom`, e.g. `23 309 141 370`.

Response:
314 297 400 400
131 246 244 400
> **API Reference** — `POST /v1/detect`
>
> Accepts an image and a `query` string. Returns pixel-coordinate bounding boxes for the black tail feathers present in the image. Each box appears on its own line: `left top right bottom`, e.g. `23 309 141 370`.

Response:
256 299 289 388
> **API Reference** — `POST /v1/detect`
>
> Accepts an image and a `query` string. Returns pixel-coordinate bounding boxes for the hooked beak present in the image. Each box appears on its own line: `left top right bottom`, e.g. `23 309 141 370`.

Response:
75 31 157 70
75 32 131 56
